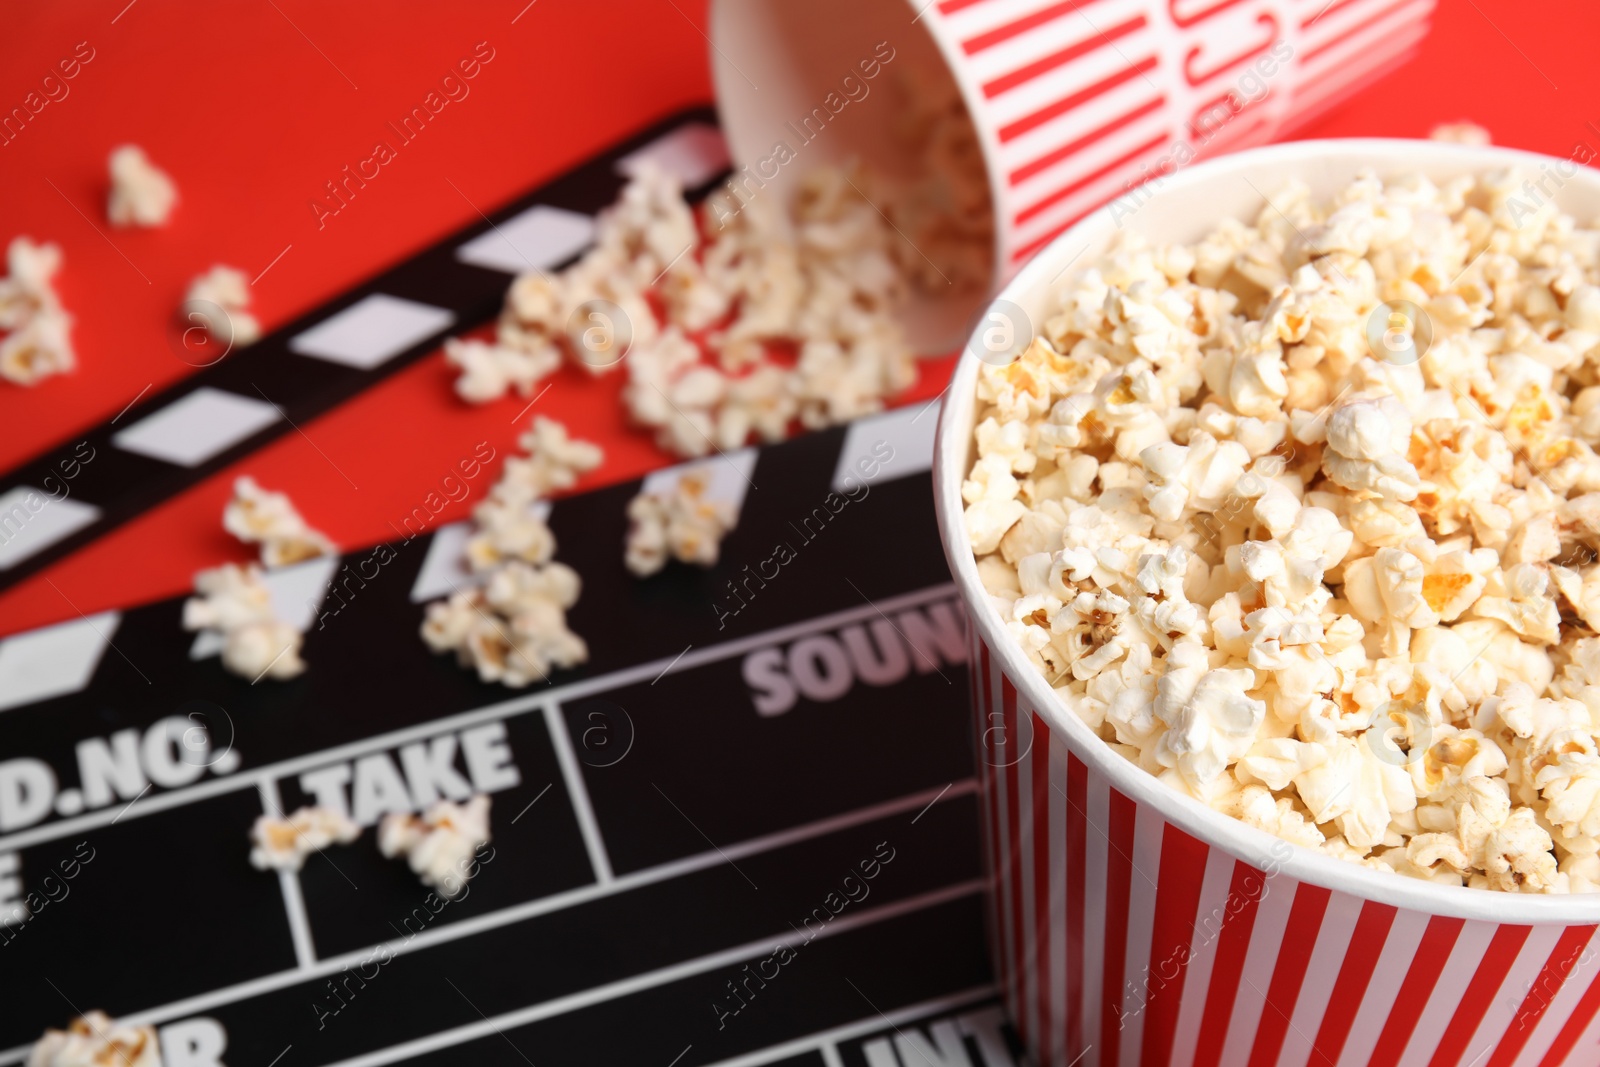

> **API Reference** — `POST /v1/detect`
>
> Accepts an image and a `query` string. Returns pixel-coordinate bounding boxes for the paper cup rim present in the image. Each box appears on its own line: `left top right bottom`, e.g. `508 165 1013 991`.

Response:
935 136 1600 925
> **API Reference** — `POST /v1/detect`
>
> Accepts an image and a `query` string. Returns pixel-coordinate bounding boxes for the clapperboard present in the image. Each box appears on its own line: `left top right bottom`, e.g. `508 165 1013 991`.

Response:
0 110 1024 1067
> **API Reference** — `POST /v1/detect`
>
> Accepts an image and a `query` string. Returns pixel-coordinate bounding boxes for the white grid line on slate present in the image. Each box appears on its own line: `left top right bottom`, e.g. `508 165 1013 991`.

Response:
259 777 319 970
309 881 985 1067
0 781 978 1067
698 986 998 1067
540 701 617 885
0 582 959 855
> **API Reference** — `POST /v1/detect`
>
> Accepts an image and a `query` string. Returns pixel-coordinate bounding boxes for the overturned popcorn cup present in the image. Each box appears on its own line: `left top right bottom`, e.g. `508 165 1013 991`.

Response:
934 140 1600 1067
709 0 1439 353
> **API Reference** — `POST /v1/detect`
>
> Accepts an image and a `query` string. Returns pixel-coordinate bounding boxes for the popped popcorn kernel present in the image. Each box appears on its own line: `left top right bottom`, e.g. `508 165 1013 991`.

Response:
183 563 306 681
0 312 75 386
445 336 558 404
624 469 738 577
421 419 593 688
969 167 1600 892
107 144 177 227
477 126 982 456
29 1011 159 1067
250 805 360 872
510 415 604 498
186 265 260 347
0 236 73 386
379 794 491 898
223 476 336 568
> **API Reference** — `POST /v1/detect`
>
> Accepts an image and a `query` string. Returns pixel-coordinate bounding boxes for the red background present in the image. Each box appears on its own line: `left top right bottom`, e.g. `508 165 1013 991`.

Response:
0 0 1597 639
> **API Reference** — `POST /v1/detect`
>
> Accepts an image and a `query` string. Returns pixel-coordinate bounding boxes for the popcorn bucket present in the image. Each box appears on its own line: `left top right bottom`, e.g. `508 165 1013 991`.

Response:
933 139 1600 1067
709 0 1440 351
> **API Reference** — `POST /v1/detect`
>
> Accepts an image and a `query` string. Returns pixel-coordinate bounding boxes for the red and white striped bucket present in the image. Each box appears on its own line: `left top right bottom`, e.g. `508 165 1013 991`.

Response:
709 0 1439 349
933 140 1600 1067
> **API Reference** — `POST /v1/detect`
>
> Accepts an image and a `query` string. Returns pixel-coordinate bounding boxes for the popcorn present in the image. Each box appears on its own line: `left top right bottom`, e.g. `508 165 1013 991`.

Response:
962 454 1027 556
663 259 732 332
564 263 658 372
1226 783 1325 848
1138 432 1249 522
480 155 939 459
969 168 1600 892
465 499 555 573
0 236 63 326
0 312 75 386
1553 563 1600 631
378 794 491 898
484 189 677 386
1294 734 1416 848
1471 563 1562 644
595 161 699 283
422 576 587 687
624 470 738 576
186 478 328 679
1150 640 1265 799
1533 731 1600 840
250 805 360 871
878 65 994 295
0 237 73 386
505 270 566 335
186 265 260 347
107 144 177 227
504 416 604 498
223 476 336 567
28 1011 159 1067
791 335 906 430
1319 392 1420 501
183 563 306 681
623 327 725 457
422 419 592 687
1236 737 1329 792
1477 807 1561 892
1343 547 1435 655
445 337 559 404
719 364 798 448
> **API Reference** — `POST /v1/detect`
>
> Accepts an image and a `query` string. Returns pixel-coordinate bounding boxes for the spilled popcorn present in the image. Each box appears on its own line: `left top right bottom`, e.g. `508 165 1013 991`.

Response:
186 265 260 347
379 794 491 898
107 144 177 227
967 167 1600 893
624 469 738 577
421 417 595 687
502 416 604 499
224 476 337 567
643 164 919 453
250 805 360 872
422 561 585 687
0 236 74 386
182 478 333 681
460 159 943 457
183 563 306 681
28 1011 159 1067
445 335 557 404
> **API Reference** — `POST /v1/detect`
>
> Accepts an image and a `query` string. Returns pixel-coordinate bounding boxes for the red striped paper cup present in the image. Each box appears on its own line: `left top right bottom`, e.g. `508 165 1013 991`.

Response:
934 140 1600 1067
709 0 1438 350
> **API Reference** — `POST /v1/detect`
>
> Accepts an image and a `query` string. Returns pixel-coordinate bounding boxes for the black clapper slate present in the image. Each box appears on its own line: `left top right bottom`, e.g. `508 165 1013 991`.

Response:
0 419 1015 1067
0 105 724 595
